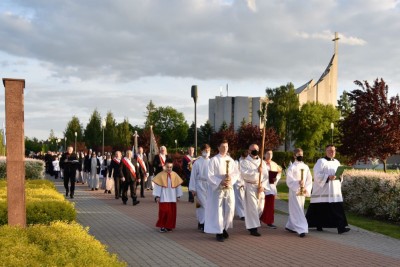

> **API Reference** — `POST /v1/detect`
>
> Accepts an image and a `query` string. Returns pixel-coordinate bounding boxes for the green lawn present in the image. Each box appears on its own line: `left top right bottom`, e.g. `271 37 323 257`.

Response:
276 177 400 240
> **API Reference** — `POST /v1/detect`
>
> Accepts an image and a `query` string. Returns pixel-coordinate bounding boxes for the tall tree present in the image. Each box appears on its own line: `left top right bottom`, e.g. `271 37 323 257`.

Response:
339 78 400 171
144 100 157 129
64 116 84 148
337 90 352 119
199 120 214 145
266 83 300 151
116 118 132 150
104 111 117 147
293 102 340 160
145 105 189 148
84 109 102 149
186 122 196 147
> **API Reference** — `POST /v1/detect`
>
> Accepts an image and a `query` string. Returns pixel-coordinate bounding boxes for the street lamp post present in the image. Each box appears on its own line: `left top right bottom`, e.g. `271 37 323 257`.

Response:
102 119 106 156
74 132 77 152
330 122 334 144
64 137 67 151
191 85 198 156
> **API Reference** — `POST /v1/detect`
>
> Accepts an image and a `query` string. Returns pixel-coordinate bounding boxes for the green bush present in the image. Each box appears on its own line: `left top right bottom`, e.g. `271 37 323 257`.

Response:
0 158 45 180
0 221 126 267
342 169 400 222
0 180 76 225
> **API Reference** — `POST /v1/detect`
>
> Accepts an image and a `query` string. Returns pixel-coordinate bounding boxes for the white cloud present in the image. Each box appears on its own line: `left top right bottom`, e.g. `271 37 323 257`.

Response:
0 0 399 140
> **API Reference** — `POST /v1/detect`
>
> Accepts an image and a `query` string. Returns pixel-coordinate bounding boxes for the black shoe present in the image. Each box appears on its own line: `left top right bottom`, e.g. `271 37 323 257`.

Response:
65 191 69 196
140 195 145 198
123 201 127 205
338 227 351 234
197 223 201 230
285 227 296 233
267 224 277 229
95 188 98 191
216 234 224 242
133 200 140 206
199 224 204 232
160 228 167 233
91 188 94 191
222 229 229 239
240 217 245 221
317 227 323 231
299 233 306 238
166 228 172 232
70 195 74 199
108 190 112 194
250 229 261 237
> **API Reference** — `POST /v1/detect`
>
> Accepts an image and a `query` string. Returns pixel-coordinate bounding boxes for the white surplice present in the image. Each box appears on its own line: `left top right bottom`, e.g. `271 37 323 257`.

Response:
285 161 313 234
240 155 268 229
204 154 239 234
153 178 183 202
312 158 342 203
234 159 245 218
189 156 210 224
264 160 281 196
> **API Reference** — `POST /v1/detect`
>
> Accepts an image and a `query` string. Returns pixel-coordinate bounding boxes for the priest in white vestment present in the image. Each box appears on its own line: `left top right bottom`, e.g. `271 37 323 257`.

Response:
240 144 268 236
285 148 312 237
189 144 211 232
306 145 350 234
204 139 239 242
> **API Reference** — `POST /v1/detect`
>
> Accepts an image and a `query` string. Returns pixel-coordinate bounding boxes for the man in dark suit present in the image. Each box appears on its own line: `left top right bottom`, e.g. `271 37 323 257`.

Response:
120 150 140 206
182 146 195 203
109 151 123 199
134 146 149 198
153 145 168 175
60 146 80 199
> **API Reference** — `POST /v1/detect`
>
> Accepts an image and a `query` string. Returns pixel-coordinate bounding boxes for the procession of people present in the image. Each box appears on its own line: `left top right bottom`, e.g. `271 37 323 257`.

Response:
53 140 350 242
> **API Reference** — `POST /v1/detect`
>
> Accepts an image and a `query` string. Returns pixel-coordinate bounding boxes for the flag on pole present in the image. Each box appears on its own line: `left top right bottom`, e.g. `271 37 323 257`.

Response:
148 126 159 165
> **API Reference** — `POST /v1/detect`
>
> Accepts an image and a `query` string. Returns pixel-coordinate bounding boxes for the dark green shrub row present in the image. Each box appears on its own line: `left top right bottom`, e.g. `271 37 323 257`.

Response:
0 221 126 267
0 158 45 180
0 180 76 225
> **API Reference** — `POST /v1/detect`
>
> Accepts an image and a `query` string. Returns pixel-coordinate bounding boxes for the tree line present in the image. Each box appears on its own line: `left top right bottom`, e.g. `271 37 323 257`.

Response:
22 78 400 170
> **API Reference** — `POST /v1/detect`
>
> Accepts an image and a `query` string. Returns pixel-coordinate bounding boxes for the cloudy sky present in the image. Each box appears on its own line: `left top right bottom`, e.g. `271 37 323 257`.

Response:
1 0 399 140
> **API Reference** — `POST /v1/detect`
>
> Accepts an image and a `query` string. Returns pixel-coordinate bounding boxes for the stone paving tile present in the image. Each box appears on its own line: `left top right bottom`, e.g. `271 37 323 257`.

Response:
53 177 400 267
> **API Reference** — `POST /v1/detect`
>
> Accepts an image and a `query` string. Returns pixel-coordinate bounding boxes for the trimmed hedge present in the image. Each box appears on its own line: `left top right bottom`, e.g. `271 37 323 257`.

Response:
342 169 400 222
0 180 76 225
0 221 126 267
0 157 45 180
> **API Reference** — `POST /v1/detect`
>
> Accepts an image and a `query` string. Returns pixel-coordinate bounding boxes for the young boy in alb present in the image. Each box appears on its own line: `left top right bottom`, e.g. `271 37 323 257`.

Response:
153 158 183 233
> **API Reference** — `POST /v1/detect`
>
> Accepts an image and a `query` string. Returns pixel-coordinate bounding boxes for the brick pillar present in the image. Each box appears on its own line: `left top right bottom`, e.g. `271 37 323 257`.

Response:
3 78 26 227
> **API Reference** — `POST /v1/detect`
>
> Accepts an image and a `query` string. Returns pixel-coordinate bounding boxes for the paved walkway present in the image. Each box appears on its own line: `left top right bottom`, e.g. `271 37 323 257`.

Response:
52 177 400 267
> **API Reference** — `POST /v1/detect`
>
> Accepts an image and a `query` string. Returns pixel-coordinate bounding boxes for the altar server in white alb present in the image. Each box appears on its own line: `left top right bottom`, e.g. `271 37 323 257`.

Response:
285 148 312 237
205 139 239 242
153 158 183 233
306 144 350 234
189 144 211 232
240 144 269 237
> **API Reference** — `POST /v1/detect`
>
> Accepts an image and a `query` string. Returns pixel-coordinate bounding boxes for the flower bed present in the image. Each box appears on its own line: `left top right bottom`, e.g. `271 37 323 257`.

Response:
0 221 126 267
0 180 76 225
342 169 400 222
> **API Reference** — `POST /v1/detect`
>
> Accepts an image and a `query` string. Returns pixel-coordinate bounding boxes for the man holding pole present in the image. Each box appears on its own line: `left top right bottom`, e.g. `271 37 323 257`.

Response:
204 139 239 242
240 144 268 236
